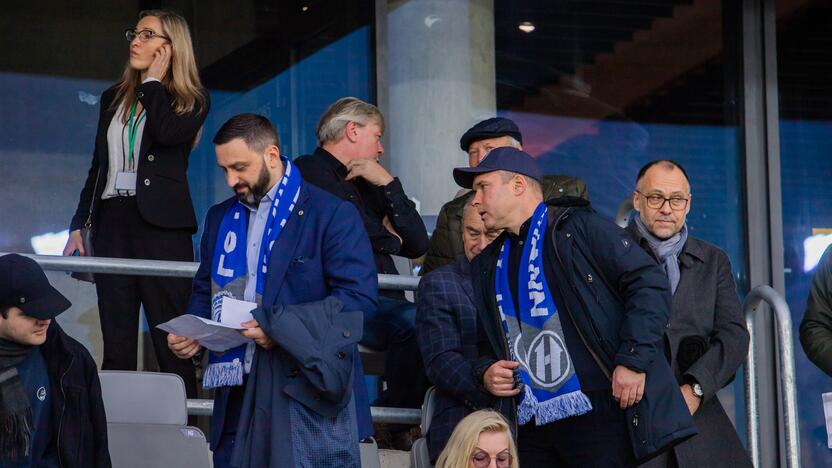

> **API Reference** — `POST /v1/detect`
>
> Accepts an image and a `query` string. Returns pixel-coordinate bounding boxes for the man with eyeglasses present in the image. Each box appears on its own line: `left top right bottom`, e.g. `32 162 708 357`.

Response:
627 160 751 468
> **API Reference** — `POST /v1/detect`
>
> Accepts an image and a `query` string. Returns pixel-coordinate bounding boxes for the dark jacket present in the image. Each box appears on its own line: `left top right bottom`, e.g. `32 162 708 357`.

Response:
231 297 364 468
470 197 696 462
801 244 832 376
70 81 210 233
187 182 378 449
627 222 752 468
415 257 492 462
421 175 589 275
41 322 111 468
294 148 429 285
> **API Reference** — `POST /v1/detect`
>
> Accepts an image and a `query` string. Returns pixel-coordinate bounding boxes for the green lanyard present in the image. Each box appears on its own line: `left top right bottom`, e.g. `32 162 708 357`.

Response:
127 100 146 167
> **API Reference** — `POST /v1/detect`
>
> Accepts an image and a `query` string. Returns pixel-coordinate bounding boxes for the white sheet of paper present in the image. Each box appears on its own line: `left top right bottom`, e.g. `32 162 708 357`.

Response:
114 172 137 191
157 314 251 352
823 392 832 448
220 297 257 328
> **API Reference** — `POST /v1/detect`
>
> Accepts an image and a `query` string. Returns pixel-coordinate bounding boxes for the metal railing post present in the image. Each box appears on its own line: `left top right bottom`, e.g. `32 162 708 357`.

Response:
742 285 800 468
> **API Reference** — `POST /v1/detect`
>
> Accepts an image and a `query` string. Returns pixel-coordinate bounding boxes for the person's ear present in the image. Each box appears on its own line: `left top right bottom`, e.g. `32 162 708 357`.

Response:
632 191 641 213
513 175 526 195
264 145 281 167
345 122 359 143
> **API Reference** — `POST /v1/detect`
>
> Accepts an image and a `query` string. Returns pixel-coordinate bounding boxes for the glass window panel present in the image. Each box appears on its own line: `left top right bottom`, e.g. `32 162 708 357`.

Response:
776 1 832 465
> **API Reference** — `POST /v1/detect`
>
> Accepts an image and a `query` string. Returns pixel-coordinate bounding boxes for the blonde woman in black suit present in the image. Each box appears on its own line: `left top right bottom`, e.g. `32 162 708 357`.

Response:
63 9 209 397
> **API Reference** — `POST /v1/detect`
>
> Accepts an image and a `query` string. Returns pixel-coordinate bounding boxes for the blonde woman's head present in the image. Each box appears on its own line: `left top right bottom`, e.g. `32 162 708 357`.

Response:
116 9 206 121
435 410 518 468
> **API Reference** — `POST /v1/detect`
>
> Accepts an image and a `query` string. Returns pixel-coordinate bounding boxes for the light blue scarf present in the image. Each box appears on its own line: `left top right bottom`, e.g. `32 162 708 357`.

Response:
495 202 592 425
204 157 301 389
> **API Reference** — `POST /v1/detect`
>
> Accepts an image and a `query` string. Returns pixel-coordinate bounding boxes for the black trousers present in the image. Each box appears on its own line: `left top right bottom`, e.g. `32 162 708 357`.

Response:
517 390 636 468
93 197 197 398
362 296 428 409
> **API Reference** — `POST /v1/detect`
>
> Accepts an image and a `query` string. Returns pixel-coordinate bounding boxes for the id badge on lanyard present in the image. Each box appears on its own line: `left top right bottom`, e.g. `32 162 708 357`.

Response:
115 172 137 191
117 100 144 192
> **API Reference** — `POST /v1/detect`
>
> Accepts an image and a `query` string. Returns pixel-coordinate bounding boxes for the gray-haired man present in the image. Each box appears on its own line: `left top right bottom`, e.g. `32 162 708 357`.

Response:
294 97 430 447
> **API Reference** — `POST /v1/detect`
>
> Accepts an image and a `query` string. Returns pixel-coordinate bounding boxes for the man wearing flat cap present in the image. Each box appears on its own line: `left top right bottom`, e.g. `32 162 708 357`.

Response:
420 117 589 275
0 254 110 467
458 148 696 466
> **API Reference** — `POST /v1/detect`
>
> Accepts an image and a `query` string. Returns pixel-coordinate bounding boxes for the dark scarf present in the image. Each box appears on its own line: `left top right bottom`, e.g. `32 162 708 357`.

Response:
0 337 35 463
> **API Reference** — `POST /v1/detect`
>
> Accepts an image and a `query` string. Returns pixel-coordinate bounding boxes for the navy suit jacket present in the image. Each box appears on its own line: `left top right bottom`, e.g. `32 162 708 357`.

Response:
415 257 492 462
187 181 378 448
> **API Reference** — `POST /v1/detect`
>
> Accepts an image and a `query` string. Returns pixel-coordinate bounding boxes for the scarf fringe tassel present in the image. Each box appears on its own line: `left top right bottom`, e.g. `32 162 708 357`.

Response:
517 385 593 426
203 361 244 389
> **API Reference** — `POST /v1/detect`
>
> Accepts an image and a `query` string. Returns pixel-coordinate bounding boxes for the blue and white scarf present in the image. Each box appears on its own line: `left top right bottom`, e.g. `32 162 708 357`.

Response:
495 202 592 425
203 157 302 389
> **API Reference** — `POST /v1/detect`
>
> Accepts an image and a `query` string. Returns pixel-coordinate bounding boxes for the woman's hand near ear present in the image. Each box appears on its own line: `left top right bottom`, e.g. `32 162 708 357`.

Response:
147 43 172 81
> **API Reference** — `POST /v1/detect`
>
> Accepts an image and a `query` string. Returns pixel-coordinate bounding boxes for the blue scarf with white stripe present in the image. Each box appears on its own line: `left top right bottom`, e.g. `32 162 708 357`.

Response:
495 202 592 425
203 157 302 389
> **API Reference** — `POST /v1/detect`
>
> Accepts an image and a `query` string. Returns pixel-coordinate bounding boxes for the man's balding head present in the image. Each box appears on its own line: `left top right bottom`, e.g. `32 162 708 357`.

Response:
633 160 691 239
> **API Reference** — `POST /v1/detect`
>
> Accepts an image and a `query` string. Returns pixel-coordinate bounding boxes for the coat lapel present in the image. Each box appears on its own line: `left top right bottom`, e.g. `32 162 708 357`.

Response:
262 184 311 306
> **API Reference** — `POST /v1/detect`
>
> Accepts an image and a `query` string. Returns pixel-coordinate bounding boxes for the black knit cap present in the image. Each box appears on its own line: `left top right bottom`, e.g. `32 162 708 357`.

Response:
459 117 523 152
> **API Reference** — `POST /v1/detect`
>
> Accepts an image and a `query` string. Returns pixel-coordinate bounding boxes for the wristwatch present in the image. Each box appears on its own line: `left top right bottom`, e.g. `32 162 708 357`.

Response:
691 382 704 398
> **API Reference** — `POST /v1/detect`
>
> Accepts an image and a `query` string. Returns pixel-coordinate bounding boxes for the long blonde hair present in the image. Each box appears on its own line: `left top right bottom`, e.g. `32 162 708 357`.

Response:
113 9 206 122
435 410 519 468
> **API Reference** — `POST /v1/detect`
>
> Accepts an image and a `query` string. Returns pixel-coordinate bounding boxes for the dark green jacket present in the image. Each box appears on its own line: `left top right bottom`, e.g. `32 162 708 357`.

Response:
420 175 589 275
800 244 832 376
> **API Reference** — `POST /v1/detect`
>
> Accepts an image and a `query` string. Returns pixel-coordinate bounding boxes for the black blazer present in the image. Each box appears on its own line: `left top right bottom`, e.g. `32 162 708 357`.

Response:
70 80 210 233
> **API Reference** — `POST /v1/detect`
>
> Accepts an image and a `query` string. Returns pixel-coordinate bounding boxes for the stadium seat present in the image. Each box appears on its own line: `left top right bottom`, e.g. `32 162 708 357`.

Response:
107 423 210 468
99 370 188 424
99 371 210 467
360 438 382 468
410 386 438 468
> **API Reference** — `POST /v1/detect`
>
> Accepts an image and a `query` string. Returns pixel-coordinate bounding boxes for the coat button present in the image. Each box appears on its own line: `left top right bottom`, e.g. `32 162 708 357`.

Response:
144 178 151 186
298 210 304 216
566 233 571 238
147 154 155 162
559 188 564 193
629 347 635 353
342 330 351 338
336 351 346 359
136 91 144 99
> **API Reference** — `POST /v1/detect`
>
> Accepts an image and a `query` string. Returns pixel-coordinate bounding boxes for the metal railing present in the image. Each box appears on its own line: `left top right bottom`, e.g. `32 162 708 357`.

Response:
10 253 422 425
185 399 420 425
4 253 420 291
22 253 807 441
742 285 800 468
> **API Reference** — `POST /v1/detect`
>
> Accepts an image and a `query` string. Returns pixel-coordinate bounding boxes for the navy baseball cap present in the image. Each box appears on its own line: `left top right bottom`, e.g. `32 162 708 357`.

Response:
453 147 542 189
0 254 71 320
459 117 523 152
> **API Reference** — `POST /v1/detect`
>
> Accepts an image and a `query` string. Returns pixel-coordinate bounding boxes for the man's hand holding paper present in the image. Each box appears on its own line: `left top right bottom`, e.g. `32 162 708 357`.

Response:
160 297 259 352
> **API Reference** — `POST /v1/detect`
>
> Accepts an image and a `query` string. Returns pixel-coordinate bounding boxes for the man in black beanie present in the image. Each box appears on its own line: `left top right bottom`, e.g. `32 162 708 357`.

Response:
0 254 110 467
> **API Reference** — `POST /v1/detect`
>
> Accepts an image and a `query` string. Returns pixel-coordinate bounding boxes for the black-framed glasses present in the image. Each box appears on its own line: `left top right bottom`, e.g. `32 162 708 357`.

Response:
636 190 689 211
125 28 169 43
471 449 512 468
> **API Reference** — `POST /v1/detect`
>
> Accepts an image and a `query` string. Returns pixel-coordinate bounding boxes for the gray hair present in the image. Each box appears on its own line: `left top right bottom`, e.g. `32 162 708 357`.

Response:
316 97 385 145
